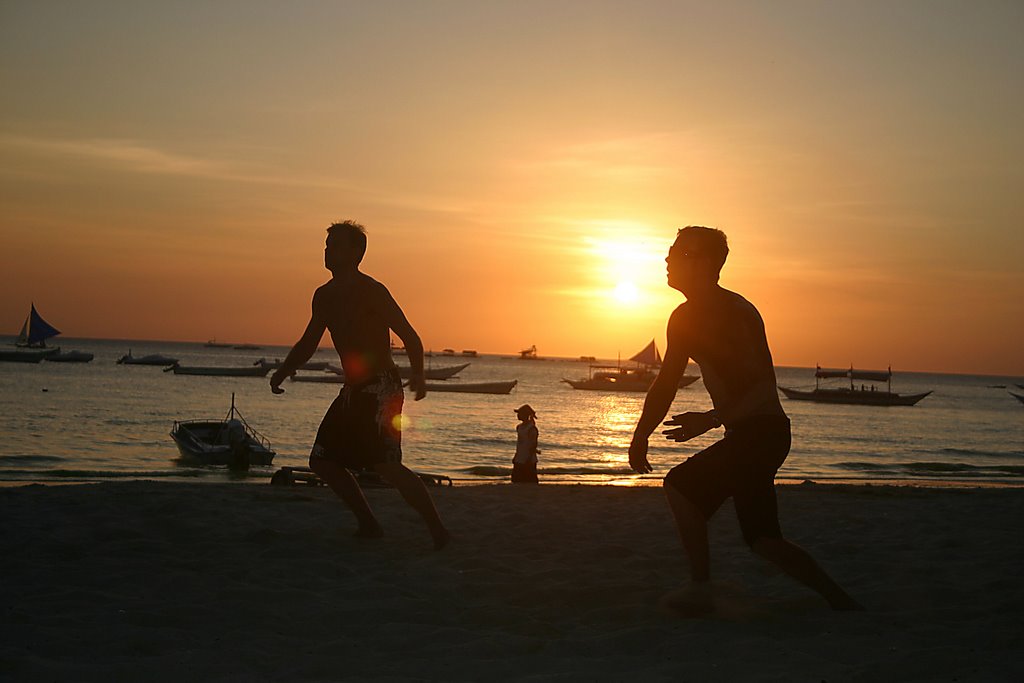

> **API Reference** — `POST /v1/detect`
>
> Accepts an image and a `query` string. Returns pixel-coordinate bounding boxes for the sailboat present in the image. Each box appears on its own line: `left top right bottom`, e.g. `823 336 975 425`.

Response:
563 339 700 392
16 303 61 349
1 304 62 363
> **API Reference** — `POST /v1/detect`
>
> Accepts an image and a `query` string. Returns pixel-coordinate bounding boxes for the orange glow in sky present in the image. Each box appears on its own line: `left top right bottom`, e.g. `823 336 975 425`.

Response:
1 2 1022 375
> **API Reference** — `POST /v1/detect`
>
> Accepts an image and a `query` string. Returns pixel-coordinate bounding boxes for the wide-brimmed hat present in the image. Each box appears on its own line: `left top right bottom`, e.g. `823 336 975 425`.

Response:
514 404 536 418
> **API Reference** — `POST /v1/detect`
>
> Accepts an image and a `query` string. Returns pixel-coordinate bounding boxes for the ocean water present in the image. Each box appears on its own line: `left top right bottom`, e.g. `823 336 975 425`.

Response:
1 338 1022 487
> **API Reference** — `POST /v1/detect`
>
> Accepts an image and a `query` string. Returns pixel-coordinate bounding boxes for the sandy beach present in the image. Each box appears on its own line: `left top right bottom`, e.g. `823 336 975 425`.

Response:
1 481 1021 681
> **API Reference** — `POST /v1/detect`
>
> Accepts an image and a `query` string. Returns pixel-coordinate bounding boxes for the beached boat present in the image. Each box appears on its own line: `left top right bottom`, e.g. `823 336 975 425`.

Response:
117 350 180 366
164 363 271 377
324 362 470 381
170 394 275 469
420 380 518 395
45 350 94 363
564 340 700 392
778 366 932 406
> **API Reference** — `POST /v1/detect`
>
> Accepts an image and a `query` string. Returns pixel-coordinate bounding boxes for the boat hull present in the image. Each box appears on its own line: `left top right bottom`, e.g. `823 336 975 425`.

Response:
420 380 517 395
169 365 271 377
45 350 94 363
170 420 275 467
118 354 179 366
1009 391 1024 405
0 347 60 363
778 386 932 406
323 363 471 381
563 374 700 393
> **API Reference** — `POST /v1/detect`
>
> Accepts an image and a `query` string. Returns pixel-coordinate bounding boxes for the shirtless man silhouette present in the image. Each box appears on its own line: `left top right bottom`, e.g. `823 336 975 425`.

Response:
270 220 449 550
629 226 860 612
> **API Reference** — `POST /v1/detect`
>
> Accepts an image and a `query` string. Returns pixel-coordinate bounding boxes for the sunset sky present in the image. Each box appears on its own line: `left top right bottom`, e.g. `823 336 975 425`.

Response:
2 1 1022 375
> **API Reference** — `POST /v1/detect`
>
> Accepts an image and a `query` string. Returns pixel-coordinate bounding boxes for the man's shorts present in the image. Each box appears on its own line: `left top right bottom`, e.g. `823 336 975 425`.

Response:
311 368 404 469
664 414 791 545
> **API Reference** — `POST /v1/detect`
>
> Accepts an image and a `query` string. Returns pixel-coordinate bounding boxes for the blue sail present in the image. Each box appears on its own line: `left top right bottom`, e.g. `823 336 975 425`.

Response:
16 304 61 347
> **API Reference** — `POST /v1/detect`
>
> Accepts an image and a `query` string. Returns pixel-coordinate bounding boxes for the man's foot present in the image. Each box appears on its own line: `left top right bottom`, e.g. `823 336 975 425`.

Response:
658 582 715 617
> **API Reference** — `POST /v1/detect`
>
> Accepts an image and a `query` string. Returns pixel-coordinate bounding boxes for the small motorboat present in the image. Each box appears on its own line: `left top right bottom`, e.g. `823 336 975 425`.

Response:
118 350 180 366
170 393 275 469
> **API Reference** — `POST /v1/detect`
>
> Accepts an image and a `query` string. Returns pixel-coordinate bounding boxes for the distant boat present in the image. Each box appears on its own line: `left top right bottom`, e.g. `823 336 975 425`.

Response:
0 347 57 363
2 304 64 362
308 362 471 382
578 355 597 363
164 363 271 377
419 380 517 395
204 339 232 348
778 365 932 406
519 345 539 360
16 303 61 349
564 340 699 392
233 343 261 350
45 350 94 363
255 358 331 371
461 350 478 357
117 350 179 366
170 393 275 469
323 360 468 382
441 348 456 356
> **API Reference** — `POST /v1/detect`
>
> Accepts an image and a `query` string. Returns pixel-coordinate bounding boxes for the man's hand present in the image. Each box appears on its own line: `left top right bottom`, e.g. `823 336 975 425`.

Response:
408 373 427 401
269 369 289 394
663 411 719 442
628 438 652 474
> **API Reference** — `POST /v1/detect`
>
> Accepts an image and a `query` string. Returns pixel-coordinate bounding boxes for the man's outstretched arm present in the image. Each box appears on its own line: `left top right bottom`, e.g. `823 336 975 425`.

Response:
270 291 326 392
629 309 691 473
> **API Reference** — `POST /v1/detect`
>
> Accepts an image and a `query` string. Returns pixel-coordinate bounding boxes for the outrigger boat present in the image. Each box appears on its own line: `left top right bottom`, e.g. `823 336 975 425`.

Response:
170 393 275 469
164 362 271 377
778 365 932 406
1009 391 1024 405
420 380 518 395
255 358 332 371
321 362 470 381
563 340 700 392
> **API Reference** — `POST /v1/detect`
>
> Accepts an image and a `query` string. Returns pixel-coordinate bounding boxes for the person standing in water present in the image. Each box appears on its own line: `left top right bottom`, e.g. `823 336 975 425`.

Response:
629 226 860 612
270 220 449 550
512 404 540 483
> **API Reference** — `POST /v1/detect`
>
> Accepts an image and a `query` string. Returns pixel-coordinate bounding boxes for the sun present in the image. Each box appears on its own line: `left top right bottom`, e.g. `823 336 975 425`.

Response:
612 280 639 304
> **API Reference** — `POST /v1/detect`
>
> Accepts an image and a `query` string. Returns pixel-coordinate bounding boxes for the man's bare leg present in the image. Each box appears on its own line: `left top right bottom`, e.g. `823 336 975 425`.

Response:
751 536 864 610
375 462 450 550
309 457 383 538
664 482 710 581
661 482 715 615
